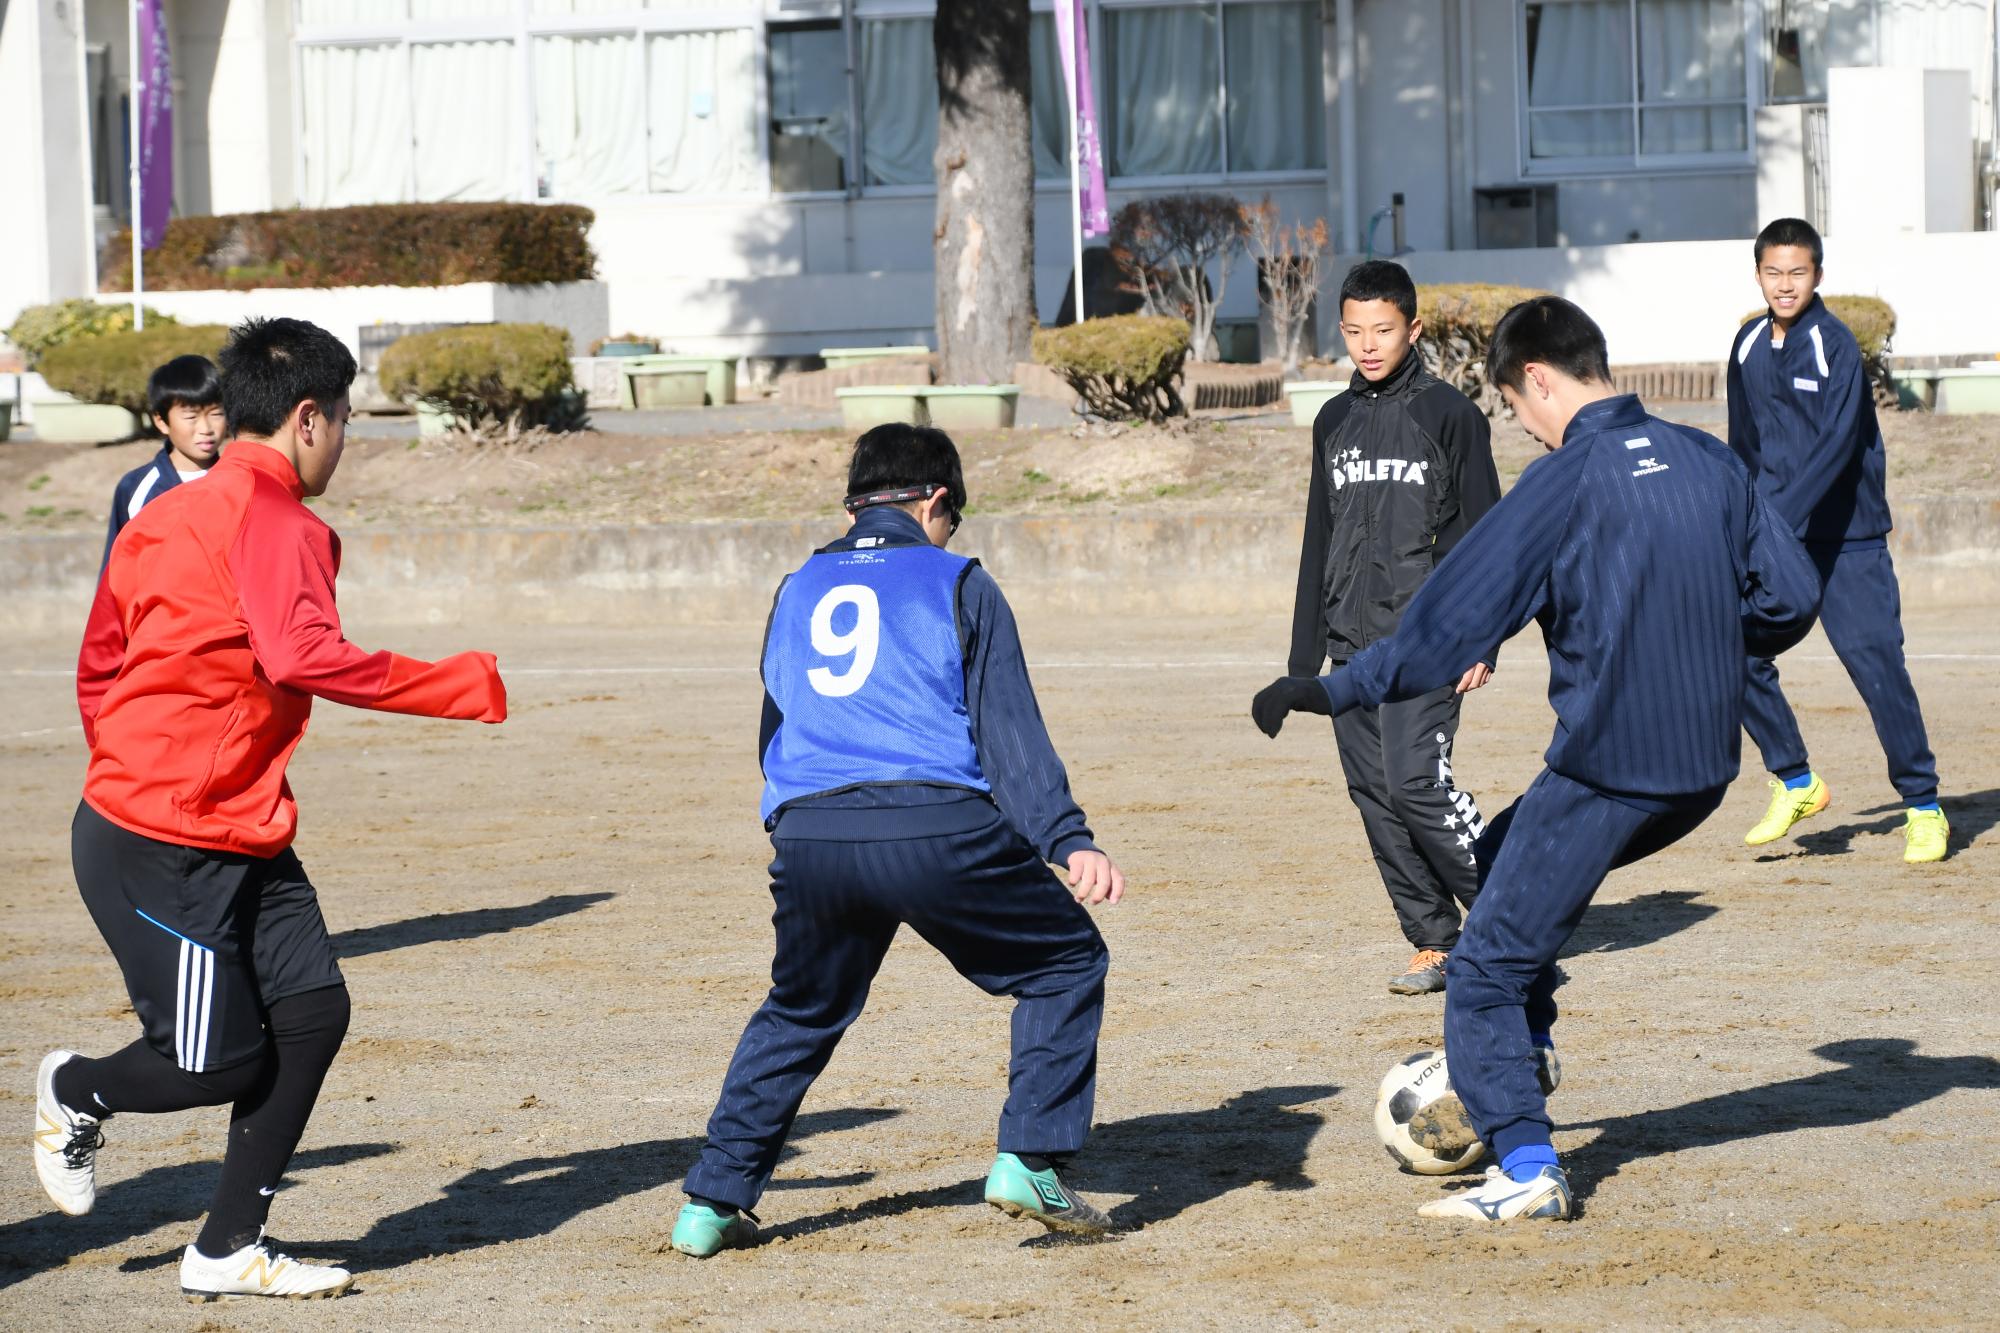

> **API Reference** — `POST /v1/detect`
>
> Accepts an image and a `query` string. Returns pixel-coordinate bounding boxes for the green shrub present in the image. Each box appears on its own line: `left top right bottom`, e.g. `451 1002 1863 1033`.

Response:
1413 283 1553 411
1738 294 1898 408
378 323 581 435
38 324 229 415
1032 315 1191 422
5 300 178 369
98 203 596 292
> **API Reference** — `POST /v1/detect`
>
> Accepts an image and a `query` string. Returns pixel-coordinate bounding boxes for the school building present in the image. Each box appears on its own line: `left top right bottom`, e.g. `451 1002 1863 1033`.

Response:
4 0 1997 362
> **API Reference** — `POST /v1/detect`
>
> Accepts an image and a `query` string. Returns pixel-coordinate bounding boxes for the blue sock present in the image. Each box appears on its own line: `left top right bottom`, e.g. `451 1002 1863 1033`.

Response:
1912 801 1941 813
1501 1144 1559 1183
1779 770 1814 789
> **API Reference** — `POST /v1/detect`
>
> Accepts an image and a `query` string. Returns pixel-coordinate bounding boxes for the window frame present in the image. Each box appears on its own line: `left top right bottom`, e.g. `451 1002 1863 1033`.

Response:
1513 0 1761 179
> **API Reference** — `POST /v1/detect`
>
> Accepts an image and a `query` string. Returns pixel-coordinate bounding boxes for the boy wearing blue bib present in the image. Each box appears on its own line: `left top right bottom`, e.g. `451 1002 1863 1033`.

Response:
673 425 1126 1256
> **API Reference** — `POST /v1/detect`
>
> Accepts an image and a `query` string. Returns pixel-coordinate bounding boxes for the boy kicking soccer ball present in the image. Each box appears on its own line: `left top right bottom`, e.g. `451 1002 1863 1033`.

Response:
1728 217 1948 861
672 423 1125 1257
37 318 507 1301
103 354 226 562
1252 298 1820 1222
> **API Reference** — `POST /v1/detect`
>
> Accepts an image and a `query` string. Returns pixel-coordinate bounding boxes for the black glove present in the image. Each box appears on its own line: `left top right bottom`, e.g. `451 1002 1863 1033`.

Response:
1252 676 1332 738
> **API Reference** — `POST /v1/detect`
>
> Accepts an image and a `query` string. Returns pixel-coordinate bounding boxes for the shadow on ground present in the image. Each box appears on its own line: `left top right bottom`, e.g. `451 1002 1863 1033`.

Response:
1760 787 1999 859
0 1142 396 1291
331 892 614 958
1562 890 1718 956
761 1084 1337 1247
1568 1037 2000 1203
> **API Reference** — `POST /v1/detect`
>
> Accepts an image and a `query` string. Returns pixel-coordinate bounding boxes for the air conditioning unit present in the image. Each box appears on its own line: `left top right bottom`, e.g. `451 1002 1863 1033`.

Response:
1474 185 1559 249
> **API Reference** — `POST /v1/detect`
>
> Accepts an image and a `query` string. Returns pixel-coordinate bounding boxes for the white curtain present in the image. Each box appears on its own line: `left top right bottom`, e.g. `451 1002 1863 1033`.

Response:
531 0 644 12
1029 12 1067 181
1876 0 1992 143
300 43 412 206
533 33 645 195
861 18 935 186
1107 5 1220 176
1526 0 1634 158
412 40 519 200
409 0 514 17
1637 0 1746 153
1225 1 1323 171
300 0 405 23
648 28 759 193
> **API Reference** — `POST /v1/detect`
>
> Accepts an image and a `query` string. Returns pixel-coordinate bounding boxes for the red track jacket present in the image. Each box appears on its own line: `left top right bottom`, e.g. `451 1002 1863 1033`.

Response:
78 443 506 856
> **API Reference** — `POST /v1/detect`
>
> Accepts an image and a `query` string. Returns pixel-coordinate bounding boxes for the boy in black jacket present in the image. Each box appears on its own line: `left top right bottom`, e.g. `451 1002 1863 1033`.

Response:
1284 260 1502 996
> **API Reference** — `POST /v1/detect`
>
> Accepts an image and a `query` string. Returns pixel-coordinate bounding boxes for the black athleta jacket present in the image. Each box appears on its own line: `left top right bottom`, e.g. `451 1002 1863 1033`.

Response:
1288 351 1502 675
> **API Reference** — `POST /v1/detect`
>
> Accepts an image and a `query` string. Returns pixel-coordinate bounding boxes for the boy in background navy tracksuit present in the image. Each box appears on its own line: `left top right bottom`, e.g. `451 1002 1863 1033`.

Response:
103 355 224 564
1727 217 1948 862
671 424 1126 1257
1253 298 1819 1223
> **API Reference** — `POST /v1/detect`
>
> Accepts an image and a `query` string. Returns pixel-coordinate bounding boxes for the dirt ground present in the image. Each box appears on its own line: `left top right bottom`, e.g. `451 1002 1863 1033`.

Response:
1 600 1996 1330
3 405 1994 536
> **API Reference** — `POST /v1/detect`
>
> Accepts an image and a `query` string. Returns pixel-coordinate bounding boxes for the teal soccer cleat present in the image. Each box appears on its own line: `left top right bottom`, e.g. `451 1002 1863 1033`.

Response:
983 1153 1112 1237
669 1199 757 1258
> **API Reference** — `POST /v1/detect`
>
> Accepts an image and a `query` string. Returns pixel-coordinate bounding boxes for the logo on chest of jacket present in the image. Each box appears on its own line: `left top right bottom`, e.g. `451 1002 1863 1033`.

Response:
1329 452 1427 491
1631 458 1670 477
1792 377 1819 393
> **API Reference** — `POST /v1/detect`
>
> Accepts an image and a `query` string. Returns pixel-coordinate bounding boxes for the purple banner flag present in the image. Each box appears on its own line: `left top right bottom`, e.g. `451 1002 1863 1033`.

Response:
1053 0 1109 237
136 0 174 250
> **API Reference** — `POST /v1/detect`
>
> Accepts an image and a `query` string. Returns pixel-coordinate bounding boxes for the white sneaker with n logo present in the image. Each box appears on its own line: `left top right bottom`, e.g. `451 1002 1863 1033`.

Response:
180 1230 353 1302
1417 1164 1573 1223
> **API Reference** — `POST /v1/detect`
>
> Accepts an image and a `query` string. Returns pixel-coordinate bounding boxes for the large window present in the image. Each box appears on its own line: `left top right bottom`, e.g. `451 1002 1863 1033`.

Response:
1520 0 1752 171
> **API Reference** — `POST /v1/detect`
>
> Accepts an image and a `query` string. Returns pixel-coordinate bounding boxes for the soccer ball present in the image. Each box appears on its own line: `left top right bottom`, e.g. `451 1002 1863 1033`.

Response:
1374 1049 1484 1175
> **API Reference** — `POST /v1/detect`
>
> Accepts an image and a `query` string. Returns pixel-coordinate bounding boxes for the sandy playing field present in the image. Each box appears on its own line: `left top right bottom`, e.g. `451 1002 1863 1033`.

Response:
2 605 1996 1330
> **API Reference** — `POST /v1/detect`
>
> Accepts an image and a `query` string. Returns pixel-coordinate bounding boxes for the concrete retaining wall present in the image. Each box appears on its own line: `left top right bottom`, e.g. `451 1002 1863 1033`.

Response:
7 500 1996 639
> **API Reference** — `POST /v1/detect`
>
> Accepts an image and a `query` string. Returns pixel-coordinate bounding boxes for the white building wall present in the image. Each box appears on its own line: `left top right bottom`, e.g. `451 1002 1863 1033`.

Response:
0 0 95 331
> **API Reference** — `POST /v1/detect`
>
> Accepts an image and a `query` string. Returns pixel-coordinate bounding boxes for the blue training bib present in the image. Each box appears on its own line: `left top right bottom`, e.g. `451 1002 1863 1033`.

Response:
760 543 988 822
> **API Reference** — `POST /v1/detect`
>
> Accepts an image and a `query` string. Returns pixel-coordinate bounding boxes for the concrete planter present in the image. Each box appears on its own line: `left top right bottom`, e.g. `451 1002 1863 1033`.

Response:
621 354 738 408
1284 381 1345 427
627 367 708 410
596 340 657 358
414 401 469 437
822 345 930 370
835 386 929 430
1933 366 2000 415
924 385 1020 430
30 401 141 444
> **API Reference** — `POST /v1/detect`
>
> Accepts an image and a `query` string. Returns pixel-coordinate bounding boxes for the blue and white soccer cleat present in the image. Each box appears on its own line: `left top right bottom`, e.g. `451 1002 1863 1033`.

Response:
1417 1164 1572 1222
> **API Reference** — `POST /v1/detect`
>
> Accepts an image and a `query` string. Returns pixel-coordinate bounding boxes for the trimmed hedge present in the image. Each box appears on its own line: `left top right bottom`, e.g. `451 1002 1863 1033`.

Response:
5 300 177 370
99 203 597 292
1413 283 1554 410
38 324 229 416
378 323 581 434
1032 315 1191 422
1739 295 1898 407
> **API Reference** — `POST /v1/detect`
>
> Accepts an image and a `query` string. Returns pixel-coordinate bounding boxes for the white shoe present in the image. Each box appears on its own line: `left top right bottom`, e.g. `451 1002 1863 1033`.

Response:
1418 1164 1573 1222
33 1051 102 1217
180 1230 354 1302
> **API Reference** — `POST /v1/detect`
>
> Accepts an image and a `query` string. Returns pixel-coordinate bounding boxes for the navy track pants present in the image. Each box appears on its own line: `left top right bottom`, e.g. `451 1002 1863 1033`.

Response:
1444 769 1723 1164
1743 541 1938 804
684 806 1108 1212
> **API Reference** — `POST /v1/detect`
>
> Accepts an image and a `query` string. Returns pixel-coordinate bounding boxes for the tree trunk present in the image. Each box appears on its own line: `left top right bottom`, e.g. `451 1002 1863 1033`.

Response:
934 0 1034 386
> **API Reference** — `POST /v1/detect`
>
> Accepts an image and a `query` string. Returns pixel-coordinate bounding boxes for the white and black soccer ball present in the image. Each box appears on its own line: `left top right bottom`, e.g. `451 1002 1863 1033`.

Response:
1374 1049 1485 1175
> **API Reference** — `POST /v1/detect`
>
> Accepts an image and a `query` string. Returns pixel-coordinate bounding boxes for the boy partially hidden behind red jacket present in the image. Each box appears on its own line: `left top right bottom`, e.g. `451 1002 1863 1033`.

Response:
35 317 506 1303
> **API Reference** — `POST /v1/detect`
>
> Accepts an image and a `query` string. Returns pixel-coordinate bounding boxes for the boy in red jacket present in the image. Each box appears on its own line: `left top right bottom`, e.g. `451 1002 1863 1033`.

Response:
34 318 506 1303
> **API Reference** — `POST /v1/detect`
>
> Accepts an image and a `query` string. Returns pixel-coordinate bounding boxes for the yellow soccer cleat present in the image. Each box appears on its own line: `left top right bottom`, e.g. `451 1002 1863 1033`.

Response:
1745 774 1829 846
1903 808 1950 864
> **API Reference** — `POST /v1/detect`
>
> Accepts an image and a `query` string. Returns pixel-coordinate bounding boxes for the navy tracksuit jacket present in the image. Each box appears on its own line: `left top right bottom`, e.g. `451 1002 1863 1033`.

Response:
1727 295 1938 803
103 447 200 567
685 507 1108 1213
1320 395 1822 1162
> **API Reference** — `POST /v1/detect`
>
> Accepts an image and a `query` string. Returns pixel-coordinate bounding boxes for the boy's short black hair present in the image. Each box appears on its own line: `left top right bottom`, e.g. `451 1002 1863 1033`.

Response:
146 354 223 421
1754 217 1824 267
846 423 968 519
218 317 358 438
1338 259 1418 322
1487 296 1613 393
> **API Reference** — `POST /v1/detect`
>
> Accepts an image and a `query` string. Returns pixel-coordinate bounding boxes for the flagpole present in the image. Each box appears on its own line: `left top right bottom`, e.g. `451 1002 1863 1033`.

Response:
1065 3 1085 325
129 0 144 330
